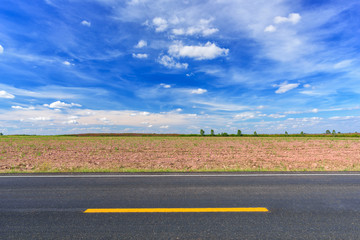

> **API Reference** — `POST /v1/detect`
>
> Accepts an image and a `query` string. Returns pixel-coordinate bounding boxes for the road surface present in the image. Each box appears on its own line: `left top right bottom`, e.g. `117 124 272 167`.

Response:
1 173 360 239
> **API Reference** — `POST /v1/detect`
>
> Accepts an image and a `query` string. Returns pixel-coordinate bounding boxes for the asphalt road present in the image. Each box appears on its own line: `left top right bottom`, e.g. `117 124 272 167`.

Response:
2 173 360 239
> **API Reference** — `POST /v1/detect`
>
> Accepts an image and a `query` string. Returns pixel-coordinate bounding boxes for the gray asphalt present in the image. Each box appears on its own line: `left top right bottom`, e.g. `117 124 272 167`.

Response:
2 173 360 239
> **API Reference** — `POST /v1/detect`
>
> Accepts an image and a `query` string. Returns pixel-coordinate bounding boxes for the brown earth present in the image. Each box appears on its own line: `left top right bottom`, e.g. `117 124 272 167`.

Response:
1 136 360 172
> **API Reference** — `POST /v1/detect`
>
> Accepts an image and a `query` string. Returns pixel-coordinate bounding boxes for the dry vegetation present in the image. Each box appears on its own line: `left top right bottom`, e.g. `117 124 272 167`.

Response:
1 135 360 172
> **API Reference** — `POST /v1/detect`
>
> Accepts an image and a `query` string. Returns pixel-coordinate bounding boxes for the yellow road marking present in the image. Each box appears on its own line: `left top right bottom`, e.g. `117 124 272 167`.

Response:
84 207 269 213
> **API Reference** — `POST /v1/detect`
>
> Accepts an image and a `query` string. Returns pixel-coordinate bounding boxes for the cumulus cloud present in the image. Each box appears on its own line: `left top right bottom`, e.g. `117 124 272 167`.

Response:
62 61 71 66
191 88 207 94
81 20 91 27
264 25 276 32
153 17 168 32
168 41 229 60
132 53 148 59
274 82 300 94
0 45 3 54
44 101 82 109
160 125 169 128
274 13 301 24
158 55 188 69
0 90 14 99
135 40 147 48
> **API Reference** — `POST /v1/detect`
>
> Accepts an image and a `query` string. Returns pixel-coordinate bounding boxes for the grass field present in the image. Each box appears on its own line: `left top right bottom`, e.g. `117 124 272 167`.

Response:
1 135 360 173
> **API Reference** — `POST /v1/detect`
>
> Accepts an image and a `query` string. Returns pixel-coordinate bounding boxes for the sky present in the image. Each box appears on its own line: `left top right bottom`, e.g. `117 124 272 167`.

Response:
0 0 360 135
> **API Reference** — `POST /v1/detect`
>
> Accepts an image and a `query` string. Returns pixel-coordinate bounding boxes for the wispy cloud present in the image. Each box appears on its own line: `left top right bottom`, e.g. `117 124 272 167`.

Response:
132 53 148 59
274 13 301 24
274 82 300 94
0 90 15 99
191 88 207 94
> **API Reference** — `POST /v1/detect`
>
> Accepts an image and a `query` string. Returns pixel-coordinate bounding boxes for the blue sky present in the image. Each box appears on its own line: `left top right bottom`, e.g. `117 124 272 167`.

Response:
1 0 360 135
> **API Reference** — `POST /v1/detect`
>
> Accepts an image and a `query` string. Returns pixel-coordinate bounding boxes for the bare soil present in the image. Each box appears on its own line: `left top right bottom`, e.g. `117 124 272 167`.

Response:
1 136 360 172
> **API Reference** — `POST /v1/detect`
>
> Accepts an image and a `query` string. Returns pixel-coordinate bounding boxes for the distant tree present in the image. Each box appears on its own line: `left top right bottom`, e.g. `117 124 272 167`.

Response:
221 132 228 136
254 131 257 136
326 130 331 134
200 129 205 136
237 130 242 136
300 131 304 136
285 131 288 135
210 129 215 136
0 133 2 136
332 130 336 136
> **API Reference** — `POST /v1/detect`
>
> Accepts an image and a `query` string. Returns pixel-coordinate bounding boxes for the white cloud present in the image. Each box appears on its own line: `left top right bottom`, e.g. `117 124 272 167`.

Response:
140 111 150 116
169 41 229 60
191 88 207 94
12 106 35 110
44 101 82 109
267 114 286 118
81 20 91 27
264 25 276 32
62 61 71 66
329 116 355 120
334 59 352 69
0 90 14 99
158 55 188 69
160 83 171 88
303 84 311 88
235 112 258 121
172 28 185 35
171 18 218 36
275 82 300 94
311 108 319 113
153 17 168 32
65 120 79 124
132 53 148 59
160 125 169 129
135 40 147 48
29 117 51 121
274 13 301 24
0 45 3 54
172 27 218 36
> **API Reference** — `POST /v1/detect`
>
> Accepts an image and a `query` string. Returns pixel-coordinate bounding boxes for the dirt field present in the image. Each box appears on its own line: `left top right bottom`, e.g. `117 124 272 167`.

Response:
1 135 360 172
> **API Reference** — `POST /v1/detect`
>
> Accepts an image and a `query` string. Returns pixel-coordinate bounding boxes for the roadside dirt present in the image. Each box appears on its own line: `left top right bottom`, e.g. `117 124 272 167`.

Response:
1 136 360 172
